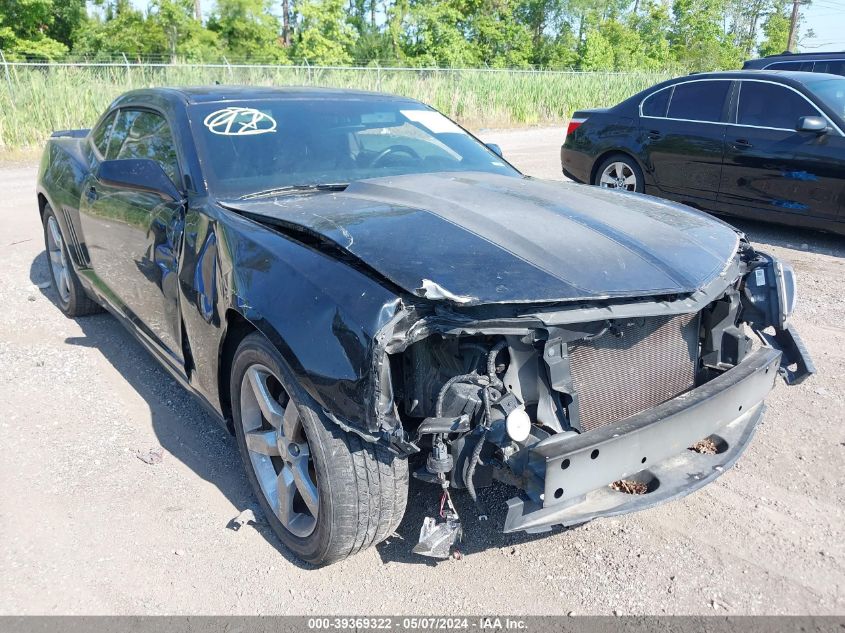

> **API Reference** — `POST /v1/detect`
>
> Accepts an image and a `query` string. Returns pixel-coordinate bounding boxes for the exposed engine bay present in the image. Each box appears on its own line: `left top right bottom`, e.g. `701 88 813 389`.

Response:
378 247 813 558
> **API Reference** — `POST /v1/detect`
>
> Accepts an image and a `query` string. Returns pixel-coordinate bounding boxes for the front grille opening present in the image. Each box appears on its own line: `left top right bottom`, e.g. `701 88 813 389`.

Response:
568 313 700 432
610 479 648 495
610 471 659 495
689 434 728 455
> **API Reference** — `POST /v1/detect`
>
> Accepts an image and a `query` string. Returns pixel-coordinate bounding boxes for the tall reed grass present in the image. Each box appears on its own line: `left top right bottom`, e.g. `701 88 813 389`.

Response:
0 64 674 152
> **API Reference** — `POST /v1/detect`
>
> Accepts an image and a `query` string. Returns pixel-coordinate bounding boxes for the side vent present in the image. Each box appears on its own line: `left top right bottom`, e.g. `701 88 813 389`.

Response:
60 207 90 267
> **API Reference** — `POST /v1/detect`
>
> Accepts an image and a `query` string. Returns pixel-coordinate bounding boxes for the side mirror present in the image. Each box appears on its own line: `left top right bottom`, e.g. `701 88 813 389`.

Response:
796 116 829 134
97 159 182 202
485 143 503 158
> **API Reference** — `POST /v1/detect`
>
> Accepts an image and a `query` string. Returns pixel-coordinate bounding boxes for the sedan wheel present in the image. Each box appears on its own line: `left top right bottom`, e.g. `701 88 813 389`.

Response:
239 363 319 538
230 332 409 565
599 161 639 191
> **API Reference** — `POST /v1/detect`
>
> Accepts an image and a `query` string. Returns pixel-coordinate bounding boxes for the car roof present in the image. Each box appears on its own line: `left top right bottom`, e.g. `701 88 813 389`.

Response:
672 69 842 86
119 85 418 106
749 51 845 61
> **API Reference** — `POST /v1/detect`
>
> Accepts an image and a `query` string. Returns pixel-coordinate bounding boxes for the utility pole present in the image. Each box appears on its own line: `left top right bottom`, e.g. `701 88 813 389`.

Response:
282 0 291 46
787 0 801 53
194 0 201 21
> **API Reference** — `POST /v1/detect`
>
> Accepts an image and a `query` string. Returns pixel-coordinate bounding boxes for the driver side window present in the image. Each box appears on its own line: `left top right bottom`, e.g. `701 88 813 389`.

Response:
737 82 821 130
107 109 180 185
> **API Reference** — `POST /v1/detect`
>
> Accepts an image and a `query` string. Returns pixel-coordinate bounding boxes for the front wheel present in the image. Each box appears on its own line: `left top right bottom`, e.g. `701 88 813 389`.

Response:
593 155 644 193
230 333 408 565
41 204 102 317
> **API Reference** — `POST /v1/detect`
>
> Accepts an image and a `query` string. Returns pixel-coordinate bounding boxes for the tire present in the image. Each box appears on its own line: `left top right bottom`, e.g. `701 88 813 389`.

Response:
230 332 408 565
42 204 102 317
593 154 645 193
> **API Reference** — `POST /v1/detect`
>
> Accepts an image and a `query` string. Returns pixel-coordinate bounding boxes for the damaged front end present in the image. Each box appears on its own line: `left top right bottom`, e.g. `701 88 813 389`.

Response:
369 241 813 556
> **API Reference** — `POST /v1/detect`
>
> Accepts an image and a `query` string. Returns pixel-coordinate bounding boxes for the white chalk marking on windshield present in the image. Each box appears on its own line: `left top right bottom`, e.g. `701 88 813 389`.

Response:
204 107 277 136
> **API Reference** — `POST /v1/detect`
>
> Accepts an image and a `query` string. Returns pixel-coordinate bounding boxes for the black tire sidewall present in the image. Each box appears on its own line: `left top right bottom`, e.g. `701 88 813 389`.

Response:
230 333 338 564
594 154 645 193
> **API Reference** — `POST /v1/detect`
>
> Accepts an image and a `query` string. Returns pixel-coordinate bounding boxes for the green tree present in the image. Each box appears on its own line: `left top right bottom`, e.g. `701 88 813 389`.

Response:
149 0 221 60
73 5 165 59
758 0 790 56
208 0 286 61
0 0 72 60
578 28 614 69
292 0 357 64
401 0 480 67
468 0 534 67
670 0 740 70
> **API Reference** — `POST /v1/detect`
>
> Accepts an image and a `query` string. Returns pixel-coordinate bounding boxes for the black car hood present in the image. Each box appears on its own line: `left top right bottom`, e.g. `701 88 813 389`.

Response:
224 172 739 306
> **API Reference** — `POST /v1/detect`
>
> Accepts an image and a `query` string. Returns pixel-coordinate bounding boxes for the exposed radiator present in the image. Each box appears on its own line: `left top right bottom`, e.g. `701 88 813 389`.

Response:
567 313 700 432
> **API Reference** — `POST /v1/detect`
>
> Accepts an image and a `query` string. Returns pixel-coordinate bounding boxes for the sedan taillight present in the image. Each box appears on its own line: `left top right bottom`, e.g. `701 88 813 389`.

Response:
566 118 587 136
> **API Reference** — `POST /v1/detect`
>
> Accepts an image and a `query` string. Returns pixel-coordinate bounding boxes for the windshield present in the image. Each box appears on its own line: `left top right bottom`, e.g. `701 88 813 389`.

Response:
805 76 845 121
189 98 519 198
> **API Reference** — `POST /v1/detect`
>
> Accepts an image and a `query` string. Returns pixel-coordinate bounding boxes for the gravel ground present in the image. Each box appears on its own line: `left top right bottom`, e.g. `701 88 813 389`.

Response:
1 127 843 615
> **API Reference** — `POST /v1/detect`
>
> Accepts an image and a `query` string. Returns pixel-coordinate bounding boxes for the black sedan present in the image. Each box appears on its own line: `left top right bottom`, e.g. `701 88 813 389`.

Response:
37 86 811 565
561 71 845 234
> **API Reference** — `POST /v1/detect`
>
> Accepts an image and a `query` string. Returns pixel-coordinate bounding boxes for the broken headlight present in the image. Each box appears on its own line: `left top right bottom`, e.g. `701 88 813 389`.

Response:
741 254 797 329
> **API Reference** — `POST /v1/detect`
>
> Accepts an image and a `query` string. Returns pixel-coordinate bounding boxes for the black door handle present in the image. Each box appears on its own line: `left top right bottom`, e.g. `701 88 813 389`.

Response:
648 129 662 140
86 186 98 201
732 139 753 150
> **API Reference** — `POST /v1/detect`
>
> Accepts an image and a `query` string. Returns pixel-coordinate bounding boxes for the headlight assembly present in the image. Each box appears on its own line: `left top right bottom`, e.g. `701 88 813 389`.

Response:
742 254 797 329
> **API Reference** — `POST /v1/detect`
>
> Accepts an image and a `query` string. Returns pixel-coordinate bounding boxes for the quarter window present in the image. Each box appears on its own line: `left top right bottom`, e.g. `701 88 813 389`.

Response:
737 82 819 130
111 110 180 184
91 111 117 157
814 60 845 76
641 88 670 117
666 81 730 123
766 61 815 71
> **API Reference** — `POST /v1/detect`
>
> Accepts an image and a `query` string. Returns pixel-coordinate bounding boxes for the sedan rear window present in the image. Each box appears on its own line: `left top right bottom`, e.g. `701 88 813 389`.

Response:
667 81 730 123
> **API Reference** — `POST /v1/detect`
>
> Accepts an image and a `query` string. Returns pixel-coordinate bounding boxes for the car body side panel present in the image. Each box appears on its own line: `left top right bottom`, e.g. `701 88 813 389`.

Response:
561 110 654 188
177 203 403 433
638 118 727 203
719 124 845 222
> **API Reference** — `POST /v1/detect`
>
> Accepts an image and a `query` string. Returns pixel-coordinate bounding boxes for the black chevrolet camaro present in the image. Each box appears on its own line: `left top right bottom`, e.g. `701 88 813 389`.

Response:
561 70 845 235
37 86 812 565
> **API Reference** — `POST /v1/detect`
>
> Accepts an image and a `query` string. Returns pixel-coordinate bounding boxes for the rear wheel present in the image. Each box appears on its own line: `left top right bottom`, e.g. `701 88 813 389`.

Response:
41 205 102 317
593 155 644 193
230 333 408 565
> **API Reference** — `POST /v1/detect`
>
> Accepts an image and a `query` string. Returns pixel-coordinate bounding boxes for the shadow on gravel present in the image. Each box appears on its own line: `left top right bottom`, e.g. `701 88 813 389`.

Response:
28 251 319 570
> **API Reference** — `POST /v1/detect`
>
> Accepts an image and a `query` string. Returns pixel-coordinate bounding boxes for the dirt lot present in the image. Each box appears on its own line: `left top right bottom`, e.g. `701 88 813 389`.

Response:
1 127 843 615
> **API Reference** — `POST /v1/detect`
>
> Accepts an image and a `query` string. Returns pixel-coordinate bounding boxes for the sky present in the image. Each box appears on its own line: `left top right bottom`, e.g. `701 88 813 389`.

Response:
126 0 845 55
802 0 845 52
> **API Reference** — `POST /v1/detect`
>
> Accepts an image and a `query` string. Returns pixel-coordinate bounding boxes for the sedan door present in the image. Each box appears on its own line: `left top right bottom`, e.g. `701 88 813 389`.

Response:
639 79 732 204
79 108 186 364
718 80 845 223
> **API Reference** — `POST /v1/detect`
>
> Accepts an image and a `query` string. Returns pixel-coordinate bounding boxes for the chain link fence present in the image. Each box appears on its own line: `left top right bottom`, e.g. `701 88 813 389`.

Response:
0 55 675 151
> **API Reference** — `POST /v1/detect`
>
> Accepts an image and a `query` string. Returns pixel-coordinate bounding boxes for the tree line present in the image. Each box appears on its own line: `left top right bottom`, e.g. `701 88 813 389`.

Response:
0 0 804 70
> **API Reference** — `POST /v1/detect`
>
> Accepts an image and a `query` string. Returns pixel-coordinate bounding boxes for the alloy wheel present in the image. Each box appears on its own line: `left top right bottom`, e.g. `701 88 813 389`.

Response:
46 215 71 304
599 161 638 191
239 364 319 537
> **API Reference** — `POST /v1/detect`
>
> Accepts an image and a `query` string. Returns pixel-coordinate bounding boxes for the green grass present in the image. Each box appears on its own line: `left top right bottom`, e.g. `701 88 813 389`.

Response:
0 64 674 152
